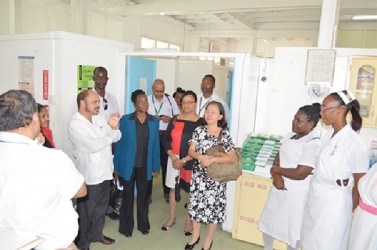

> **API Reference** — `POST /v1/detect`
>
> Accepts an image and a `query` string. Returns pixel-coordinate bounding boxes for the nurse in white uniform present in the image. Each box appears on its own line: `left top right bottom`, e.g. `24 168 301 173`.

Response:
259 103 321 250
301 90 369 250
348 162 377 250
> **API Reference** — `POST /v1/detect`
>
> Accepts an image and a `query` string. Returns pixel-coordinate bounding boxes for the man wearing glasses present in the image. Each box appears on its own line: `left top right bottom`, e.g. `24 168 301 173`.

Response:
93 66 121 220
147 79 180 203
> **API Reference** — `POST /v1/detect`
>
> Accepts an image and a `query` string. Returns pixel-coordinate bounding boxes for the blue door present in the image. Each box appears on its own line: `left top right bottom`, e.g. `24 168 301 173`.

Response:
125 56 156 113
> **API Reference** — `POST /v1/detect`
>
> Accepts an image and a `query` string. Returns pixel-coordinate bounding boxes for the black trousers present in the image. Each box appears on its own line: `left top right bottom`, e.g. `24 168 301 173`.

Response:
76 180 110 249
119 167 151 235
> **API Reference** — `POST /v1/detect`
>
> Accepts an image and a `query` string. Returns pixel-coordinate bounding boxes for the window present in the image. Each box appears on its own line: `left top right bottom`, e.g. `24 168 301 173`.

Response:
141 37 156 49
140 37 181 51
156 40 169 48
169 44 181 52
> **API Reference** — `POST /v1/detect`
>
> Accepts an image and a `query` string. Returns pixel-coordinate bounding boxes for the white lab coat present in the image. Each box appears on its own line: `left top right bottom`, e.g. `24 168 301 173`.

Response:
348 163 377 250
259 130 320 248
301 125 369 250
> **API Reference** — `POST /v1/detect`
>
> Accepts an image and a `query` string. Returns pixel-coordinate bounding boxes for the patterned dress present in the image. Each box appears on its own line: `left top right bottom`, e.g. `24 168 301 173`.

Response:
188 125 235 224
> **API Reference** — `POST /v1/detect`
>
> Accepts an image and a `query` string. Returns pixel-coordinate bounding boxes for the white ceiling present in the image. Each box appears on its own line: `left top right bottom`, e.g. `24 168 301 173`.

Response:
84 0 377 40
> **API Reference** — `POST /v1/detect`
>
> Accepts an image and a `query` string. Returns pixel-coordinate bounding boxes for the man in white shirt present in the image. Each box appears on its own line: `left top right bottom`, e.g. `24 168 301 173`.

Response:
93 66 120 220
196 74 230 121
0 90 87 250
147 79 180 202
68 90 121 250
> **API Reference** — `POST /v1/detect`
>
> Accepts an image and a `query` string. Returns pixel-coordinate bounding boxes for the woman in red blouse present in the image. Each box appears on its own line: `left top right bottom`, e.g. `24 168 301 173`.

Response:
161 90 205 236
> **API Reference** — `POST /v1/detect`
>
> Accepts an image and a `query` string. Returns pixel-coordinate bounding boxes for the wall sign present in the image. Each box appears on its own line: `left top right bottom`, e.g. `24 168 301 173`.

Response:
305 49 336 85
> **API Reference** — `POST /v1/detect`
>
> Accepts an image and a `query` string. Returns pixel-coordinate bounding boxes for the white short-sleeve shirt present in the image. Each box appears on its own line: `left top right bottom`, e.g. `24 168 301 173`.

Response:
0 132 84 250
147 94 180 131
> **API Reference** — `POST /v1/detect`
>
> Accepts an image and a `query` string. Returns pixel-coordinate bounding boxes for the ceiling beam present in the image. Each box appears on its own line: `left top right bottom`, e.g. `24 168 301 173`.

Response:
190 29 319 39
228 12 255 29
110 0 324 16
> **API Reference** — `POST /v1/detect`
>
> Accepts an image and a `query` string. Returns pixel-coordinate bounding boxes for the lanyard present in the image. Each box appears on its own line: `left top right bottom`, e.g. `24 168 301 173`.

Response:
199 96 211 115
152 95 164 115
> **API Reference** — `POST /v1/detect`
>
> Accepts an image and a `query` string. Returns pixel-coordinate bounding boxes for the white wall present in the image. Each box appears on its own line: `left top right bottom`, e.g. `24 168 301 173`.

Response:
0 34 54 102
177 60 212 94
212 65 230 103
255 47 377 148
255 57 275 133
177 60 229 101
155 58 177 96
0 31 133 156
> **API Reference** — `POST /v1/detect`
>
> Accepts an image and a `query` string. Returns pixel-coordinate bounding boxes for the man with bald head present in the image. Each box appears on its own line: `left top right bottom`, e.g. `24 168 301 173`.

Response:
147 79 180 202
68 90 121 250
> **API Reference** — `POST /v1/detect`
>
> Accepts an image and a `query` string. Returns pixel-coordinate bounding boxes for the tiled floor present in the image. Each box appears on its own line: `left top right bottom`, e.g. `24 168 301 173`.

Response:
90 177 264 250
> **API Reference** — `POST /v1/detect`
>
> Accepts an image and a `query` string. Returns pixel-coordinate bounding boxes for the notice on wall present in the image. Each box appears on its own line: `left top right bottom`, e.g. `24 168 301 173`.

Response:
77 65 96 92
308 82 331 101
305 49 336 85
18 56 35 96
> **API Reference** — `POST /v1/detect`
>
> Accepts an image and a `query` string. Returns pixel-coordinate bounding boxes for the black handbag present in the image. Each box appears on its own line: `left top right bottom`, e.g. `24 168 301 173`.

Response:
175 176 181 202
109 177 123 212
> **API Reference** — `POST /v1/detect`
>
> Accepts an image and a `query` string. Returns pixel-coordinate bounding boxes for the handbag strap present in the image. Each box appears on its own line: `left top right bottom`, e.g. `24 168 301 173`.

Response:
216 129 223 147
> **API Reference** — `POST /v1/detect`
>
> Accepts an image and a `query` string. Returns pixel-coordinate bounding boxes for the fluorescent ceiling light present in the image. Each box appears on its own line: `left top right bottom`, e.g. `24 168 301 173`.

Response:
352 15 377 21
262 38 268 43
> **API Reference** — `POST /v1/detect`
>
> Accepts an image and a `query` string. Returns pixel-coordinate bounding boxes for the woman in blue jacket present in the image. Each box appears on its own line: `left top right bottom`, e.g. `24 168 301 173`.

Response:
114 89 160 237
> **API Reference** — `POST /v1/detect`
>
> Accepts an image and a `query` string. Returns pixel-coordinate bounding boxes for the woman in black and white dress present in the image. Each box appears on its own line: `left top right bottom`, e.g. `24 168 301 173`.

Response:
185 101 236 250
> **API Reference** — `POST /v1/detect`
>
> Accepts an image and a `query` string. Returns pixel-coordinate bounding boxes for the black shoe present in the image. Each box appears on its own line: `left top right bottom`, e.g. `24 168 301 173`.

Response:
107 211 119 220
141 230 150 235
184 202 187 208
201 241 213 250
124 233 132 238
161 218 176 231
98 235 115 245
185 237 200 250
184 231 192 236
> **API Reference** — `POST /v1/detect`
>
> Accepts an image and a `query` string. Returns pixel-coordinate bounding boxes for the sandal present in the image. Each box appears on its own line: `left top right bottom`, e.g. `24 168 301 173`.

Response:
161 218 176 231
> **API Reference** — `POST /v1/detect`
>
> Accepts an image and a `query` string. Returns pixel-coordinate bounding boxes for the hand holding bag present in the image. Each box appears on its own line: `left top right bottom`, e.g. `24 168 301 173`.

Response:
109 177 123 212
206 131 242 182
174 176 181 202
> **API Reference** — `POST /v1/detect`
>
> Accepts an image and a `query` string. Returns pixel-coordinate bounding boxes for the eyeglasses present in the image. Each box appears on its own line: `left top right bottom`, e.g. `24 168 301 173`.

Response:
320 106 339 111
205 110 220 115
182 101 195 105
103 97 108 110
